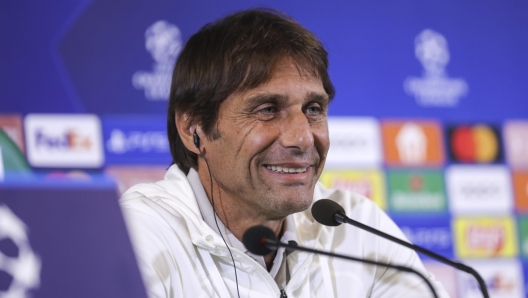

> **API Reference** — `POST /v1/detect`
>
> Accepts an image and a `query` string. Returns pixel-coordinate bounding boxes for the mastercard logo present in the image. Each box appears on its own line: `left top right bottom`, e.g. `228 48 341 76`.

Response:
448 125 502 163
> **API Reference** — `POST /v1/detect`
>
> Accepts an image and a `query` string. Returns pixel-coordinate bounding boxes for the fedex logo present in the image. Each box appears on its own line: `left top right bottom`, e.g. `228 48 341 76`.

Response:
465 225 504 254
25 114 103 168
35 129 92 150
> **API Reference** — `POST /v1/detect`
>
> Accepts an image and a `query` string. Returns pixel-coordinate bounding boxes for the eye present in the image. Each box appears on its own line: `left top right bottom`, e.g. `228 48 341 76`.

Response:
258 105 277 115
305 105 322 115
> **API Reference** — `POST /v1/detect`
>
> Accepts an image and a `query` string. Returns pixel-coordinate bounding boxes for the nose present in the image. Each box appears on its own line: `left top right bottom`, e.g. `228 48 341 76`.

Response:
280 110 314 151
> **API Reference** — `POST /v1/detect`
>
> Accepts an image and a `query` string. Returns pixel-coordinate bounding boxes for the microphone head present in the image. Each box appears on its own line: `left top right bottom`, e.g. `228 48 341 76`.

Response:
242 225 278 256
311 199 345 226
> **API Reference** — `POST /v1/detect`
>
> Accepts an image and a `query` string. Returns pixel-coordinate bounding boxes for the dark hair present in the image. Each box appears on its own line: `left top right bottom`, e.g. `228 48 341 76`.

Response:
167 8 335 174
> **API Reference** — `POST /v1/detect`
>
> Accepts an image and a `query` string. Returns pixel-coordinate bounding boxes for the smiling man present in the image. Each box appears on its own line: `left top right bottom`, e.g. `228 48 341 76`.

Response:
120 9 448 298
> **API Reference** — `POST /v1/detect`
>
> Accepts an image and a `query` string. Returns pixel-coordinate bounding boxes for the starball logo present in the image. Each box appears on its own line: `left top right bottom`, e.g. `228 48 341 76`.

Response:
25 114 103 168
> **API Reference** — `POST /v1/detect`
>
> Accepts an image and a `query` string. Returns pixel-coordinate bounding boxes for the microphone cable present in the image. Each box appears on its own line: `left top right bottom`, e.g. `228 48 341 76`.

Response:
195 130 241 298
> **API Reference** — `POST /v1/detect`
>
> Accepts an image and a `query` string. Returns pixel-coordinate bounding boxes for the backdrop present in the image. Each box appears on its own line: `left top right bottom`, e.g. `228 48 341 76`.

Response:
1 1 528 297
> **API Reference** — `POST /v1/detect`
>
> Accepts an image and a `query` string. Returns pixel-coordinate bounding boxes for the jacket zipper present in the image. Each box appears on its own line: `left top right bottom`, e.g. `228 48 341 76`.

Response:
280 289 287 298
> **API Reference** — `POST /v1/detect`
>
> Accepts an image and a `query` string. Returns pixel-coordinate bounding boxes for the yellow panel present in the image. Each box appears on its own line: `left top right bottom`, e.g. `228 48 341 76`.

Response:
320 169 386 210
453 217 518 258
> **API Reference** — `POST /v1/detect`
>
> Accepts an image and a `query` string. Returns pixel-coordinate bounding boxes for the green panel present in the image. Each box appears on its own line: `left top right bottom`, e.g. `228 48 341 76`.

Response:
387 170 446 213
518 216 528 258
0 129 30 172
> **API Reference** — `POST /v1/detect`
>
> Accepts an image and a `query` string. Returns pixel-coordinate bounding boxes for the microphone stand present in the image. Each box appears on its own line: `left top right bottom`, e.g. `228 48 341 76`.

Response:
334 211 489 298
264 238 439 298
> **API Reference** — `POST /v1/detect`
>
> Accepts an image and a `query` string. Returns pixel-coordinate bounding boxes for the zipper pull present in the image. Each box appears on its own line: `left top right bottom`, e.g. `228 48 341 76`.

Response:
280 289 287 298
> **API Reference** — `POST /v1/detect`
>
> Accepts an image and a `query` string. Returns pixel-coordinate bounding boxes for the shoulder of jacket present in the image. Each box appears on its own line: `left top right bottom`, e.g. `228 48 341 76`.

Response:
119 165 199 215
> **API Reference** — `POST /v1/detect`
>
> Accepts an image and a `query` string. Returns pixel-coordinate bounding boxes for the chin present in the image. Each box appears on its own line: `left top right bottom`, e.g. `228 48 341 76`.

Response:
269 194 313 218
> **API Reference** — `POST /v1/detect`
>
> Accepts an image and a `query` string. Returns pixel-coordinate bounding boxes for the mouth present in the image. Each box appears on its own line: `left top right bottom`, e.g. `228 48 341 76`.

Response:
265 165 309 174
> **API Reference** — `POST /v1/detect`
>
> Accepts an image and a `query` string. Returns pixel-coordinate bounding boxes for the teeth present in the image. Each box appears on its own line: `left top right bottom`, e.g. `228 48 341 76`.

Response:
266 165 308 174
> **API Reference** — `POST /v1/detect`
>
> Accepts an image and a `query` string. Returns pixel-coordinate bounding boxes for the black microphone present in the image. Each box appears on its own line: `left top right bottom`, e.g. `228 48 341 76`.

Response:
242 225 439 298
312 199 490 298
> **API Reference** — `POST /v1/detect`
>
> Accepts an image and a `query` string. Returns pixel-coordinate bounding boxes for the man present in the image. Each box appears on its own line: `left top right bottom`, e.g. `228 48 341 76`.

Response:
120 9 448 297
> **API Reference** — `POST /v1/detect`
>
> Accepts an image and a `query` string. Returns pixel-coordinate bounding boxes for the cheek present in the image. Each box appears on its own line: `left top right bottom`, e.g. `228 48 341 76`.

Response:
312 122 330 156
239 123 280 155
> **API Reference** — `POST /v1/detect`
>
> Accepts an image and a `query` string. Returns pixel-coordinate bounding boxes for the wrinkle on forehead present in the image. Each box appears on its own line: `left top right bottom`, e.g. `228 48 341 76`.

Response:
236 56 322 93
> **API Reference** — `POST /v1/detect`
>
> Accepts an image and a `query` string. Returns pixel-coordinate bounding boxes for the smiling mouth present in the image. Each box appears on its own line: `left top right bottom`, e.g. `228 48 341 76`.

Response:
265 165 309 174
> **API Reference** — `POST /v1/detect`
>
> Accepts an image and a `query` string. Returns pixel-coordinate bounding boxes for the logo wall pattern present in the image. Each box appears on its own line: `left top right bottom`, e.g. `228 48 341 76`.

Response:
1 1 528 296
2 114 528 297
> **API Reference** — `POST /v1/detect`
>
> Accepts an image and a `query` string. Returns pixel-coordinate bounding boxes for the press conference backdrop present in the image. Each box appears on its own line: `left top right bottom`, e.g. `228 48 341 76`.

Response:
1 0 528 297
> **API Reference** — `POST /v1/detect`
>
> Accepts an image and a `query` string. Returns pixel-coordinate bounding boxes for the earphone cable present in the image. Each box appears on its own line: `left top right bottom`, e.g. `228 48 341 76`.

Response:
201 152 241 298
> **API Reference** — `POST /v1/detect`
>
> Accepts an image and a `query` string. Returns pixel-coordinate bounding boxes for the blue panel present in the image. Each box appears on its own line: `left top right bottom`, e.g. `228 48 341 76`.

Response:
390 214 454 259
102 115 171 165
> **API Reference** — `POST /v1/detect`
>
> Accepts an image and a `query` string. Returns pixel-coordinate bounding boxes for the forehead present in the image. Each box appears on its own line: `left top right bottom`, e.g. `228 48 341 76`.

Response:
238 60 326 100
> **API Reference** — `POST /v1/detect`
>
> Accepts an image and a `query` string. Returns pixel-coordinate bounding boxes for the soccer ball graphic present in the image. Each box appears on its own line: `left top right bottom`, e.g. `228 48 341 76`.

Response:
0 204 41 298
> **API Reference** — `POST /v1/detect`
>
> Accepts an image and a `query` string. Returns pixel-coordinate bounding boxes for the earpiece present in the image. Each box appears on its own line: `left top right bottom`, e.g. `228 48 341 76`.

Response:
193 130 200 149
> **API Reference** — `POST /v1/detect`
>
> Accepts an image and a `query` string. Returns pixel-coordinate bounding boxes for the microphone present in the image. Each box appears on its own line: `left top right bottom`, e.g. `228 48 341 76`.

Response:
242 225 439 298
312 199 489 298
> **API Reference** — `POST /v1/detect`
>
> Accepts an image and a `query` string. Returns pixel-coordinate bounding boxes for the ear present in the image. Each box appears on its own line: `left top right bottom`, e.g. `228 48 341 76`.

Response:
175 112 201 155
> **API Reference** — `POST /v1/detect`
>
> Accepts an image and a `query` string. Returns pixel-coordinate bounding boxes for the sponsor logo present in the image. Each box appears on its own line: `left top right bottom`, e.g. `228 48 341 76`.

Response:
393 215 453 258
319 170 386 209
382 120 444 166
0 114 25 153
457 260 524 298
35 129 93 151
454 217 517 258
403 29 468 107
518 216 528 258
132 20 183 101
446 165 513 214
24 114 103 168
326 117 382 167
387 170 446 212
0 204 42 296
106 129 167 154
102 116 171 165
504 121 528 167
513 172 528 212
447 124 502 163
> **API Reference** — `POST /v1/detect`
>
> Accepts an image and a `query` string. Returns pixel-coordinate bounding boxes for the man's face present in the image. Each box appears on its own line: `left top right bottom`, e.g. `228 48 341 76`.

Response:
201 59 330 219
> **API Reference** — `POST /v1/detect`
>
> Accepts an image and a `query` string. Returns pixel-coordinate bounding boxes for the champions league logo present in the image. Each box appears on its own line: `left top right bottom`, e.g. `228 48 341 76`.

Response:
0 204 41 297
132 21 183 101
404 29 468 107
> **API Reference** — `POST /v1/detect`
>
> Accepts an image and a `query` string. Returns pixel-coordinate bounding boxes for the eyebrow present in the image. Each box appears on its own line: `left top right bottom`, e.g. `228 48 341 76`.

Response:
244 93 287 109
244 92 330 109
306 92 330 104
